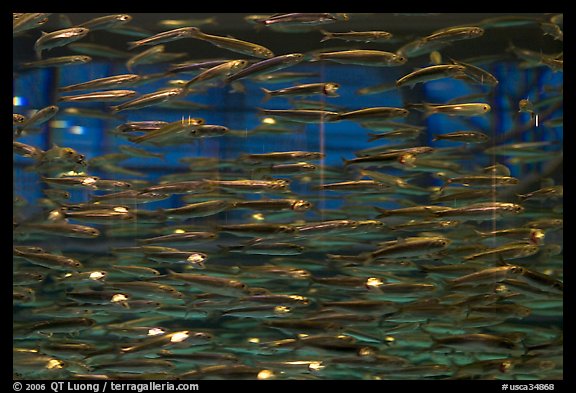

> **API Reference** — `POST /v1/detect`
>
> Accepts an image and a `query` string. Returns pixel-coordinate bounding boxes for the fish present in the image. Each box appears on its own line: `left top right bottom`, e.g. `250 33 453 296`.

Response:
313 50 407 66
368 236 451 261
125 45 172 71
257 109 340 124
540 22 563 41
316 180 390 192
408 102 491 117
127 27 198 49
320 30 393 43
216 223 297 238
421 26 484 45
241 151 325 164
19 55 92 69
447 265 526 287
13 141 44 159
77 14 132 31
13 13 52 36
232 199 312 212
187 27 274 58
517 185 563 202
261 82 340 101
127 118 205 144
432 130 489 143
251 71 319 84
58 90 137 102
463 241 540 261
433 202 524 220
202 179 290 193
15 105 59 135
221 241 304 256
17 222 100 238
160 200 235 219
223 54 305 83
34 27 90 59
164 271 250 297
183 59 248 91
448 58 499 86
109 88 183 112
431 333 523 355
336 107 410 121
256 13 343 27
396 64 467 87
58 74 141 92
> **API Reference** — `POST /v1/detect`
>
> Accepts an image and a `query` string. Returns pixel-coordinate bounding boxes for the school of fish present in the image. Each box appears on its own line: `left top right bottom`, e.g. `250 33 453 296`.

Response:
13 13 563 380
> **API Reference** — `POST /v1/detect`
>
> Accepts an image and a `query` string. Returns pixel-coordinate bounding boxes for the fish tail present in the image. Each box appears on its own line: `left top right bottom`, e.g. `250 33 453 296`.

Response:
126 41 140 50
109 105 121 113
127 134 145 143
34 46 43 61
367 133 380 142
373 206 389 218
216 244 230 254
260 88 272 103
431 135 440 142
361 252 374 265
516 193 528 202
319 29 332 42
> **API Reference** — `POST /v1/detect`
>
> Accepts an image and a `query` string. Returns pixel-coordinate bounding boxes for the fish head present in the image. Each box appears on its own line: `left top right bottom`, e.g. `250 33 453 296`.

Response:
117 14 132 23
73 56 92 63
392 54 407 65
254 47 275 59
291 200 312 211
286 53 305 63
324 83 340 96
72 27 90 36
470 27 485 37
229 280 250 293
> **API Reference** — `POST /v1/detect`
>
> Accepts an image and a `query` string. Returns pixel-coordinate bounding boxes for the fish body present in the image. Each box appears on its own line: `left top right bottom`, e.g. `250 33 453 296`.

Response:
20 55 92 69
34 27 90 59
188 27 274 58
77 14 132 31
110 88 183 112
314 50 407 66
261 83 340 101
58 74 141 92
320 30 392 43
127 27 198 49
396 64 467 87
58 90 137 102
226 53 304 83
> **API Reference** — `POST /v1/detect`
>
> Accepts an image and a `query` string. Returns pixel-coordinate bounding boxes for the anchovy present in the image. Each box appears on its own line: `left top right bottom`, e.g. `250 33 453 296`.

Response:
58 74 141 92
226 53 304 83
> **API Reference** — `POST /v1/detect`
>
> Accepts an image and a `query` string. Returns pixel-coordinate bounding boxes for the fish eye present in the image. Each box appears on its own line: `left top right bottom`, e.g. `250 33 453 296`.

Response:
483 105 490 111
293 201 312 211
510 266 524 274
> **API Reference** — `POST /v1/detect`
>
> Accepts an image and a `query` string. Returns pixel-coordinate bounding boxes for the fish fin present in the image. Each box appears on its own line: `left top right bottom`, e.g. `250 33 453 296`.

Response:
260 87 272 103
126 41 140 50
373 206 389 218
366 133 381 142
319 29 332 42
216 244 230 253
